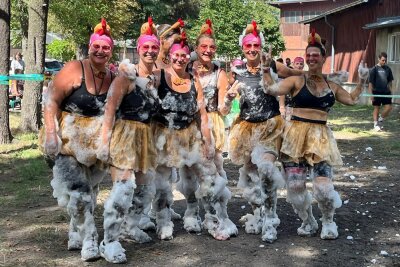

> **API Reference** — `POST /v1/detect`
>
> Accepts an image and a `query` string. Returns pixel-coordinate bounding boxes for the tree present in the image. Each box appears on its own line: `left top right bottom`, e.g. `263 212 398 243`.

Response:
188 0 285 59
47 39 75 62
20 0 49 132
10 0 28 54
48 0 141 58
0 0 12 144
47 0 202 57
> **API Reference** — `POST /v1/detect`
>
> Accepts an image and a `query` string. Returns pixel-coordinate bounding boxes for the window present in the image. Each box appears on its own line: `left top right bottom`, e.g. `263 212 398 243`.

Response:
284 11 301 23
303 11 322 20
388 33 400 63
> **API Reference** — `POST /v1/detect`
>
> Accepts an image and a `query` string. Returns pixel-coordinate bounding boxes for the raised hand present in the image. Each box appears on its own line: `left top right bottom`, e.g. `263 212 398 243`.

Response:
358 60 369 81
226 80 242 101
261 45 273 69
118 59 137 81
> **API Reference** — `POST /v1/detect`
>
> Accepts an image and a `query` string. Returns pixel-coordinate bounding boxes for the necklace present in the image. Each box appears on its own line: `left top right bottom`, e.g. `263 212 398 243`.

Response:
90 64 106 95
308 74 324 82
246 64 261 74
162 57 169 64
197 63 211 72
170 68 188 86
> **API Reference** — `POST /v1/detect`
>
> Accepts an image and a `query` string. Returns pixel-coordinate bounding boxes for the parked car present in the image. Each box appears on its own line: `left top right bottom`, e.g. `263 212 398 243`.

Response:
44 59 63 79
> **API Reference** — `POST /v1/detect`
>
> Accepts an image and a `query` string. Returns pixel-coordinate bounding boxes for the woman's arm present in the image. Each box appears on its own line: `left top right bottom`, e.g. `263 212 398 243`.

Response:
42 61 80 155
195 75 214 160
97 64 134 161
217 69 233 116
335 62 368 105
276 61 305 78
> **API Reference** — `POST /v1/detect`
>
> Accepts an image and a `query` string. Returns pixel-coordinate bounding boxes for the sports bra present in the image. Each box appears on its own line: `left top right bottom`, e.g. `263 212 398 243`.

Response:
61 61 113 117
154 69 199 129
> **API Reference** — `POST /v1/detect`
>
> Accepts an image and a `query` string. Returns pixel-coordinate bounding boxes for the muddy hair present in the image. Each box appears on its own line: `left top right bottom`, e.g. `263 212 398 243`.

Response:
195 33 215 46
306 38 327 57
157 24 181 40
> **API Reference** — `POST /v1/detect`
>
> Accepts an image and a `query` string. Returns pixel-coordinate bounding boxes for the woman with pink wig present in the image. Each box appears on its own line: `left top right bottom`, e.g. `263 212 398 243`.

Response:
40 18 114 261
96 17 161 263
263 30 367 240
229 20 286 243
190 19 241 181
152 32 237 241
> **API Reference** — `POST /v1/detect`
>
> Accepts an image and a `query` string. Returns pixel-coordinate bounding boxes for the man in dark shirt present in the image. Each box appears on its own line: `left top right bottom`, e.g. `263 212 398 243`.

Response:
368 52 394 131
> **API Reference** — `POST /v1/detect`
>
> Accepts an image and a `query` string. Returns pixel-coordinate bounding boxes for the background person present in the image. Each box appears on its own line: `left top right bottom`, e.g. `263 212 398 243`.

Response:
368 51 394 131
293 56 305 70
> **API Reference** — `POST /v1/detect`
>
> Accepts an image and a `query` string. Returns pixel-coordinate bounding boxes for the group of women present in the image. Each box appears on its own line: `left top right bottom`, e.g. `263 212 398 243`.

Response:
40 17 369 264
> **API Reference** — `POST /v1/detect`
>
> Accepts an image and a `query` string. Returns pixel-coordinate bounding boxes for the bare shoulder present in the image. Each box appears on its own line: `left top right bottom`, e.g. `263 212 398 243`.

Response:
52 60 83 92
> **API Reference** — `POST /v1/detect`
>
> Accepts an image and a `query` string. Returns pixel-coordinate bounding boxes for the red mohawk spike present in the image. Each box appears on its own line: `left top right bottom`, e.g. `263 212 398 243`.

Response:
181 31 187 48
178 18 184 27
252 20 258 37
311 28 316 45
146 16 153 35
205 19 213 35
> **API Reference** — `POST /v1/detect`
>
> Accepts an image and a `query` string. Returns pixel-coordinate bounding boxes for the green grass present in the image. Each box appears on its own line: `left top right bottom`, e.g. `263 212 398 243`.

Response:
0 113 51 207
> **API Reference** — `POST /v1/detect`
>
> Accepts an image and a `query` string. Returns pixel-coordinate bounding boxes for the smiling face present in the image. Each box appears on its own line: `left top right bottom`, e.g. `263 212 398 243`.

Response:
88 39 112 66
293 60 304 70
242 41 261 64
305 46 325 72
196 36 216 63
170 47 190 72
139 41 160 65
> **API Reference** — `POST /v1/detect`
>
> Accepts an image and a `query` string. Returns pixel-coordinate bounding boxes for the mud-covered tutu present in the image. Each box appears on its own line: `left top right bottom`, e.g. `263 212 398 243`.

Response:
208 111 225 152
280 120 343 167
229 115 284 165
109 119 157 173
152 121 203 168
39 111 102 166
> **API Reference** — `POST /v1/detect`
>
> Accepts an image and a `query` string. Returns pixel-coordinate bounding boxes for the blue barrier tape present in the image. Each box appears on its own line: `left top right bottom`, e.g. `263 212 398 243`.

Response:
361 93 400 98
0 74 44 81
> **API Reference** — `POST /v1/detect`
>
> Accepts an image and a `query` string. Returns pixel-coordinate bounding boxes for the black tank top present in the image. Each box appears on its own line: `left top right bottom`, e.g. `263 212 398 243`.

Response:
196 64 220 113
155 70 199 129
234 64 280 122
291 76 335 112
61 61 112 117
118 75 160 123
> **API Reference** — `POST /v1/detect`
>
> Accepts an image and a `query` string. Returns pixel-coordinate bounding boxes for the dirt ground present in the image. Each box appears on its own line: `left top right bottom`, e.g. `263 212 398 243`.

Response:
1 107 400 267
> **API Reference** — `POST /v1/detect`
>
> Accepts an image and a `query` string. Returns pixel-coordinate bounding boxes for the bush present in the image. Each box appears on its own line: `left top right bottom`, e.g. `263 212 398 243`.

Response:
47 40 76 62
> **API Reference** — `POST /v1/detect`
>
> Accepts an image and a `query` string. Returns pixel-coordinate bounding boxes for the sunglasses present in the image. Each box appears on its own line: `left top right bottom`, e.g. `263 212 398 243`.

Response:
305 52 321 58
243 43 261 50
199 44 217 52
170 53 190 61
141 44 160 52
91 44 111 52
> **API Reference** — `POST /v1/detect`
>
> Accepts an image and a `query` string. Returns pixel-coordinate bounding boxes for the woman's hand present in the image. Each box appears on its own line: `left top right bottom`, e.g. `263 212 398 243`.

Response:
96 142 110 163
226 80 241 101
44 131 60 157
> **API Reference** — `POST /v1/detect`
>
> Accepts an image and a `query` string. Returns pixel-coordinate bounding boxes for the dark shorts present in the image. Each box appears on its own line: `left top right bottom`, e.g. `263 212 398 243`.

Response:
372 91 392 106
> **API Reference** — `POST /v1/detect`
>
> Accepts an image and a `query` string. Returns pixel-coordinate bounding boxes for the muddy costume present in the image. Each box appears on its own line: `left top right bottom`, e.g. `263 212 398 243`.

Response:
264 31 367 240
40 19 114 261
97 18 160 264
153 33 237 241
191 19 230 181
229 21 285 243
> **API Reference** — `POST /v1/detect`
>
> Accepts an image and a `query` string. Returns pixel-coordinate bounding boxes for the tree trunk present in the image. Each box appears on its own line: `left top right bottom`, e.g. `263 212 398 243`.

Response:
20 0 49 132
77 44 88 60
0 0 12 144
